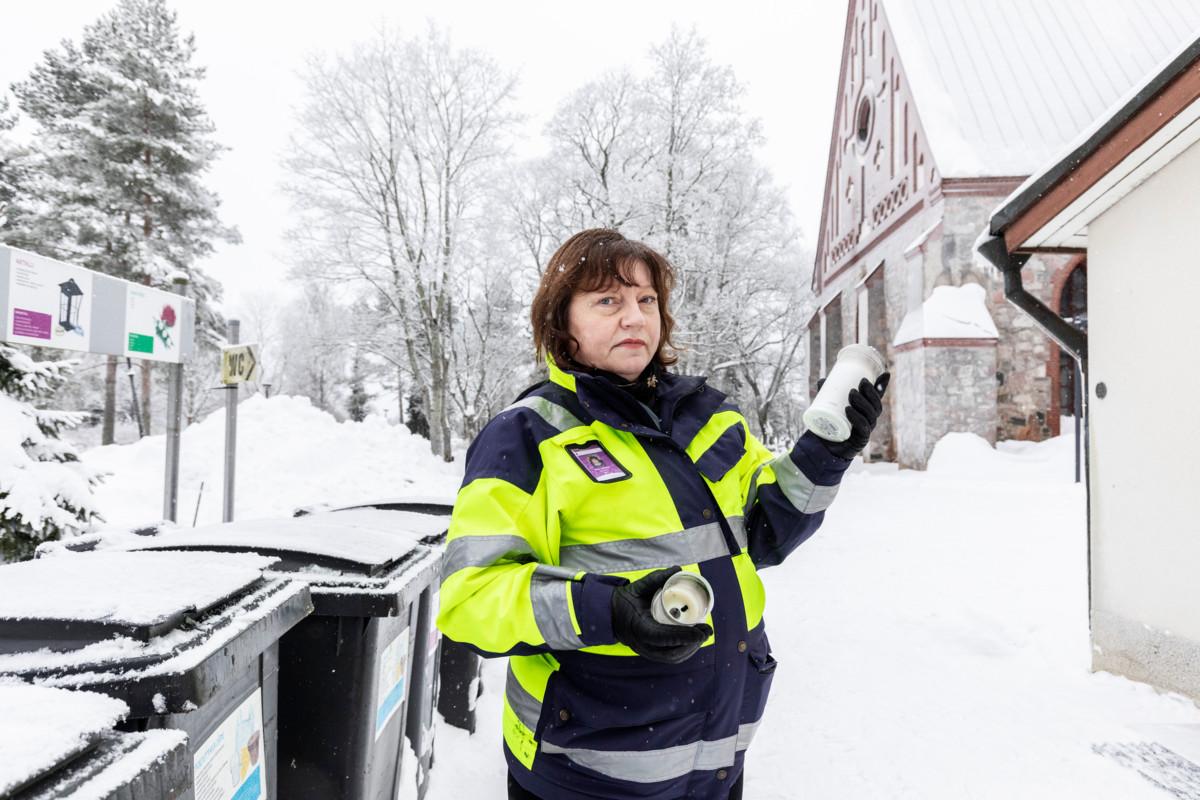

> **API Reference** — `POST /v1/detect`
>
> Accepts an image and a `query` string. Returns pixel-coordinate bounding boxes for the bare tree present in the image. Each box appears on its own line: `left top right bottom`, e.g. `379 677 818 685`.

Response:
283 25 518 460
511 28 808 434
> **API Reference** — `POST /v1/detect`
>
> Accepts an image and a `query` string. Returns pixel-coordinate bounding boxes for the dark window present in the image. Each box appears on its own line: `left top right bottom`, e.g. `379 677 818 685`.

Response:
1058 263 1087 414
824 297 843 378
808 314 822 400
856 97 872 144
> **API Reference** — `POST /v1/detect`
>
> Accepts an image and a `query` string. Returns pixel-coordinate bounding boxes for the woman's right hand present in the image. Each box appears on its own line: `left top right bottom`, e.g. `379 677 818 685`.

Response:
610 566 712 664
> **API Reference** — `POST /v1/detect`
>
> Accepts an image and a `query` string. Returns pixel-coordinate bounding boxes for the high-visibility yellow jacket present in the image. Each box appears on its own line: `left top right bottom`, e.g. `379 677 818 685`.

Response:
437 357 851 800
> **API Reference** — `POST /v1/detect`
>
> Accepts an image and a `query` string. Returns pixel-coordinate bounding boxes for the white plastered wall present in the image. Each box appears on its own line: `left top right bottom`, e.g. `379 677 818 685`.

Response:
1087 135 1200 699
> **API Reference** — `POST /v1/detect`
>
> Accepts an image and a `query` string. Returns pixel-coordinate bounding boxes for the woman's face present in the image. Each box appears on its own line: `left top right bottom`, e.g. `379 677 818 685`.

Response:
566 260 661 381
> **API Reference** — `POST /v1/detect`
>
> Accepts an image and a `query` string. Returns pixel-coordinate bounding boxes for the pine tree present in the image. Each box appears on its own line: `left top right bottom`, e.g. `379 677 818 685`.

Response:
0 95 31 237
0 344 104 562
11 0 238 441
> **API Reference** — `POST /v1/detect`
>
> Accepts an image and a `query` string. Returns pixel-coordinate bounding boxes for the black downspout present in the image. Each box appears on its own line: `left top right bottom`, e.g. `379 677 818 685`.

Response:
976 235 1088 365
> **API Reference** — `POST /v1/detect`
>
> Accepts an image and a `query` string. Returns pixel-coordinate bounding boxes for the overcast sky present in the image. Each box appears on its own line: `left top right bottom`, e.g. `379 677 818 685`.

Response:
2 1 846 314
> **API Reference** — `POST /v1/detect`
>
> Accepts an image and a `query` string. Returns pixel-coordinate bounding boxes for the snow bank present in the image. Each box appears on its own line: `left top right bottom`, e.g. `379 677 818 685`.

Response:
892 283 998 346
926 430 1080 484
83 394 462 529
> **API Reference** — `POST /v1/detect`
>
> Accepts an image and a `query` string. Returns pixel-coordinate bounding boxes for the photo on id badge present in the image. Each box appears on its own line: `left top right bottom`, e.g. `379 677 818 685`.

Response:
566 441 631 483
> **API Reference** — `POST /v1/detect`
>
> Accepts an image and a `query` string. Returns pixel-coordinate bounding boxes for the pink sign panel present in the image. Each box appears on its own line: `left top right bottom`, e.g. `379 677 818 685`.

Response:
11 308 52 340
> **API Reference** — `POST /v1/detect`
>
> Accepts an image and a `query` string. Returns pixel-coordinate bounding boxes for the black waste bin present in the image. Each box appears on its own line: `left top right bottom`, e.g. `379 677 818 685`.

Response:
129 507 446 800
311 501 480 744
0 550 313 800
0 683 190 800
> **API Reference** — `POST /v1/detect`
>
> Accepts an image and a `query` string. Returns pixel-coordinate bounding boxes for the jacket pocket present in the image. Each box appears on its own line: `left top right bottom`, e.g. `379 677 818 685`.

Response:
694 422 746 484
741 635 778 727
540 660 711 753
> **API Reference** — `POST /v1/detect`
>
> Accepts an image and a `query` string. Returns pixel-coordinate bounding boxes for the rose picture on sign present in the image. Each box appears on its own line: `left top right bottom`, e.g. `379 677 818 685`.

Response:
155 303 176 348
125 286 183 363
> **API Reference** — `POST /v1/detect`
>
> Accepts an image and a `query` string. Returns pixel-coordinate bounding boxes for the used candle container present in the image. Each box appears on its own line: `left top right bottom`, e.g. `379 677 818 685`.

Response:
651 572 715 626
803 344 887 442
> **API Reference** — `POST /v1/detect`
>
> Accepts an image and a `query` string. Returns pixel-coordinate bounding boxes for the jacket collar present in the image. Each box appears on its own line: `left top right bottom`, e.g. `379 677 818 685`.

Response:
546 355 714 437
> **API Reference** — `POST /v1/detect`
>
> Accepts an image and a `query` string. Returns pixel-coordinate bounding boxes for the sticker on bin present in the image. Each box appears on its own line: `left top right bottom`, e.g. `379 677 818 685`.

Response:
193 689 267 800
375 631 410 740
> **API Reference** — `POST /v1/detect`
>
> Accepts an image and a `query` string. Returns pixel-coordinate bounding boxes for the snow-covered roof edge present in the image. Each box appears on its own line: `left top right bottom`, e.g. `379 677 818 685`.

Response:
893 283 999 346
989 34 1200 237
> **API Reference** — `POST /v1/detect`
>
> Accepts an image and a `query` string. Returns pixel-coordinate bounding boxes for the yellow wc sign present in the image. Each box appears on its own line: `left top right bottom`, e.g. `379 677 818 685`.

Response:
220 343 260 385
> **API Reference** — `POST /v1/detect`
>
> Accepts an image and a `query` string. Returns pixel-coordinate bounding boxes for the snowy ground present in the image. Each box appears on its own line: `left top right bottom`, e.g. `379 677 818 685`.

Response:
79 401 1200 798
413 431 1200 800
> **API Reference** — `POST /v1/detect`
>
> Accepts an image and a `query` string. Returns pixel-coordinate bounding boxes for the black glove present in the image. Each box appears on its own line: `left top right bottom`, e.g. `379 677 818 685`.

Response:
818 372 890 460
611 566 712 664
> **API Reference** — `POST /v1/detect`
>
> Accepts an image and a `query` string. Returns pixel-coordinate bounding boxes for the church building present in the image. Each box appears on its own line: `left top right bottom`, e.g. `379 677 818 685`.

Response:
808 0 1200 467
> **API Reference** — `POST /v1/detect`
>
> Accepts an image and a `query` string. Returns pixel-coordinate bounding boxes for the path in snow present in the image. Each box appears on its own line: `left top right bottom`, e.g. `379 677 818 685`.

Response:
413 431 1200 800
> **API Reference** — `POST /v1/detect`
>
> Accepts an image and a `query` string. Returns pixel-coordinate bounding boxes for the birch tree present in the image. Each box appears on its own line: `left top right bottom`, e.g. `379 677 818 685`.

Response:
284 25 518 460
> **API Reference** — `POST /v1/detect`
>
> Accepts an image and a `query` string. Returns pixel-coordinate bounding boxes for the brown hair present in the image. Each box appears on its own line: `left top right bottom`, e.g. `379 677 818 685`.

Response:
531 228 678 370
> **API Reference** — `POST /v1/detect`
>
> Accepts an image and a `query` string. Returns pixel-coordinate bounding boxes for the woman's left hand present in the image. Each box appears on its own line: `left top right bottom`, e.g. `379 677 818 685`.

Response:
819 372 890 460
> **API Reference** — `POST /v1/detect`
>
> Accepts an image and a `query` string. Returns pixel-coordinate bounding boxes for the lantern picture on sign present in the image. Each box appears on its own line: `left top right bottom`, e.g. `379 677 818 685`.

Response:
57 279 84 335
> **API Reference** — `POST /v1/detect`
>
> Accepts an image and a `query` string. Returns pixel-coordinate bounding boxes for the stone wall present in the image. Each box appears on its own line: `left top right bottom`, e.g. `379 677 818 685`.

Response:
923 342 998 455
892 345 927 467
937 194 1071 442
892 338 997 468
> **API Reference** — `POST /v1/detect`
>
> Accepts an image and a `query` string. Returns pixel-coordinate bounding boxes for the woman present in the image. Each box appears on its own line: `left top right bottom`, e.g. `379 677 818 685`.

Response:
437 229 887 799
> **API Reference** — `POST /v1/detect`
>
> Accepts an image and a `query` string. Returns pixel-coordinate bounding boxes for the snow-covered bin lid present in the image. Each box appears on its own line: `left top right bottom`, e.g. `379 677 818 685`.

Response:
0 551 276 649
0 682 127 796
892 283 1000 347
0 683 189 798
133 508 444 577
293 496 454 522
0 567 311 717
128 509 447 617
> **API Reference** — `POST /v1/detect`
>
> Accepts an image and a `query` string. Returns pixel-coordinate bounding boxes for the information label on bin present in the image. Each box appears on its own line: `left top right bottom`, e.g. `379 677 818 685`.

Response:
193 689 267 800
374 631 410 740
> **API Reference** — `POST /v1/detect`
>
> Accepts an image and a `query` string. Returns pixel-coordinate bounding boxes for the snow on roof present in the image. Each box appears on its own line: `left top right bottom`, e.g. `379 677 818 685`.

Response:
892 283 998 346
0 682 127 796
0 551 275 627
989 33 1200 236
883 0 1200 178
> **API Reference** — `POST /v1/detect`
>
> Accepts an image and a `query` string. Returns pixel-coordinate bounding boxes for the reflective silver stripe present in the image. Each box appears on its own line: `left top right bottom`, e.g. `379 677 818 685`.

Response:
505 396 585 434
736 720 761 750
541 734 740 783
505 665 542 730
559 517 745 573
729 515 748 551
442 534 532 579
534 564 577 580
529 571 584 649
770 452 840 513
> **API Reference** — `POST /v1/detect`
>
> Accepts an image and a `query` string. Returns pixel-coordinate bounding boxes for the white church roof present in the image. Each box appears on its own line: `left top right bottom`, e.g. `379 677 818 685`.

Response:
883 0 1200 178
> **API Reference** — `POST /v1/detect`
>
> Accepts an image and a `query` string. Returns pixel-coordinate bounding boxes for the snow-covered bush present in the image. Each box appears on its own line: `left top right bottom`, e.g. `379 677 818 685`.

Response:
0 344 104 561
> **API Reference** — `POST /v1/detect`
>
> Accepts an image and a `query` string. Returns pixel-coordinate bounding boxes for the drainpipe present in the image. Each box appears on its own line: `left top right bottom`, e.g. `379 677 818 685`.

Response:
976 235 1087 365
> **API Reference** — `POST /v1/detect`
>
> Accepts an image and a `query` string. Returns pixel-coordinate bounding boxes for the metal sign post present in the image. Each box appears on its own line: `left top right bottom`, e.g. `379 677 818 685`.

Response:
162 274 188 522
217 335 260 524
222 320 239 523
